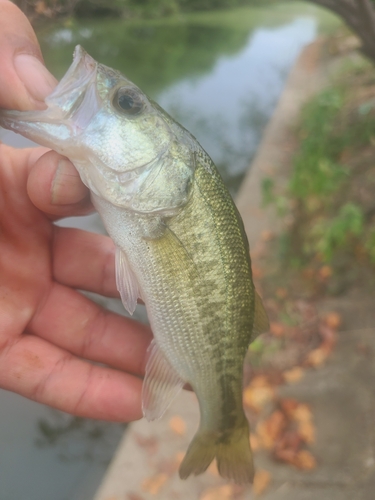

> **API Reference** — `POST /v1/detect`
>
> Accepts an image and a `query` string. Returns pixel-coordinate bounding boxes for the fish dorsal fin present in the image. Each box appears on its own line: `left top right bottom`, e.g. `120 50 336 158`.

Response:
115 247 140 316
142 339 185 421
252 291 269 339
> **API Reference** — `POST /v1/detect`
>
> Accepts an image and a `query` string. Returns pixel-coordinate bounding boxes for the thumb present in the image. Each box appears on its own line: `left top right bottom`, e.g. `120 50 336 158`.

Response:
0 0 57 110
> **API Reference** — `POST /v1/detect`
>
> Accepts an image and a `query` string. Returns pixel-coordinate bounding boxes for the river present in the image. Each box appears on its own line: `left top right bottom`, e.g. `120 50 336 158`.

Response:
0 3 338 499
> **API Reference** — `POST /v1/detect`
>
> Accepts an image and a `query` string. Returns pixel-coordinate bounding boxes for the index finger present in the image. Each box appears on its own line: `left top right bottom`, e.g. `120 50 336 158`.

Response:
0 0 56 110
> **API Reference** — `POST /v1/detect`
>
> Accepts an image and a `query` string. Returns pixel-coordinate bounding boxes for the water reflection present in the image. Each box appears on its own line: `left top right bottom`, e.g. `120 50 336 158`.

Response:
157 18 316 192
36 411 125 464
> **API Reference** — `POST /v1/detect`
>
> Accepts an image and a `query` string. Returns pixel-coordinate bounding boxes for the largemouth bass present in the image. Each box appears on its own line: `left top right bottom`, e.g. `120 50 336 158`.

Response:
0 46 269 483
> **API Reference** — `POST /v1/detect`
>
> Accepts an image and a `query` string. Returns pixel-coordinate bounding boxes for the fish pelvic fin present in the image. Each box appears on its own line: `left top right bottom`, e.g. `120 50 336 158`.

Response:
179 421 254 484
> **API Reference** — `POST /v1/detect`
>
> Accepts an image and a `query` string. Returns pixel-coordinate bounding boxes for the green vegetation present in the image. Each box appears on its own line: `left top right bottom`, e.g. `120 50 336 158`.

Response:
263 56 375 288
14 0 278 20
38 20 249 94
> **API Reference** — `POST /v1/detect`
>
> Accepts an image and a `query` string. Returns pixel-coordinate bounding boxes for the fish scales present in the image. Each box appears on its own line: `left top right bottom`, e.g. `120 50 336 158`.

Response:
0 45 269 483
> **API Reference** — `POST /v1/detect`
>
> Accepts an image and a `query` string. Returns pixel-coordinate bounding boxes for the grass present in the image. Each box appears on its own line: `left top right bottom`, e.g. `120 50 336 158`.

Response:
263 54 375 291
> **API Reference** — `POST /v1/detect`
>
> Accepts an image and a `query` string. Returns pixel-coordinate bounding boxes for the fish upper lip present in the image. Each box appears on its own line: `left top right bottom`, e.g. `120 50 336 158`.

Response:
45 45 97 110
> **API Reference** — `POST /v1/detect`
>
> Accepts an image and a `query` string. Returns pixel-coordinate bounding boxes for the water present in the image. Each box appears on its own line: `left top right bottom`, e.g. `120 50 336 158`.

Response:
0 4 338 499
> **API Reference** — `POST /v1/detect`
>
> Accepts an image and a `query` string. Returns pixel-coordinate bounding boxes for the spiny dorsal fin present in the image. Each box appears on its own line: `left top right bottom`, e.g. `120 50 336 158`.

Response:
251 291 269 339
142 339 185 421
115 247 140 316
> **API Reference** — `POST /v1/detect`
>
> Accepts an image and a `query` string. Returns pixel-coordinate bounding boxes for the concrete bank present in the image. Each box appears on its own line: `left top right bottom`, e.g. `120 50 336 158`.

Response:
93 40 368 500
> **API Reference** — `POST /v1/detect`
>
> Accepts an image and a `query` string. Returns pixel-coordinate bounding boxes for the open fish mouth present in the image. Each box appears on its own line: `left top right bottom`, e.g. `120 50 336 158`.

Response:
0 45 101 148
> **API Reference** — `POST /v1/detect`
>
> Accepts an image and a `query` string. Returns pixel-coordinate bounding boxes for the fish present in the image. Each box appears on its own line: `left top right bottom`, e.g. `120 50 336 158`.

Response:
0 45 269 483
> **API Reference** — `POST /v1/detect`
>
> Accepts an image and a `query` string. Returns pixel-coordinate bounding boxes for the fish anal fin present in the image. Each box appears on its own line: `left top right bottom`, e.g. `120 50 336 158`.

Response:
115 247 140 316
142 339 185 421
252 291 269 339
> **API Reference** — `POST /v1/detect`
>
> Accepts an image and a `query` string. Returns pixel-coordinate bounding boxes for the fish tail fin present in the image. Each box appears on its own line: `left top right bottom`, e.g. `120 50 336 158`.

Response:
179 422 254 484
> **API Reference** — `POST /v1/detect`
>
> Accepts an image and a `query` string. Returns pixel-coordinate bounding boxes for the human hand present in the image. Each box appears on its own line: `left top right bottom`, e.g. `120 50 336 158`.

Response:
0 0 151 421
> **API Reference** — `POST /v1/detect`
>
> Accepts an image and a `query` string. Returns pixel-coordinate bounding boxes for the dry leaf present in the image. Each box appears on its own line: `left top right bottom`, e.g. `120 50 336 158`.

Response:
134 434 159 455
292 404 312 423
257 410 287 449
294 450 317 470
256 421 274 450
253 469 271 496
306 347 328 367
276 288 288 299
250 375 269 388
298 420 315 444
269 322 285 337
127 494 144 500
279 398 299 417
323 312 341 330
199 484 235 500
169 416 186 436
319 324 338 353
243 384 274 412
283 367 304 384
318 265 332 279
250 433 261 451
142 473 168 495
273 430 302 464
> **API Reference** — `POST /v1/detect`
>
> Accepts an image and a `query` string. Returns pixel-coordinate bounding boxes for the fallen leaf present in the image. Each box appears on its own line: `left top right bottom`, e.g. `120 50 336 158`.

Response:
243 384 274 412
250 433 261 452
127 494 144 500
256 421 274 449
323 312 341 330
283 367 304 384
134 434 159 455
276 288 288 299
319 324 337 352
292 404 312 424
293 450 317 470
273 430 302 464
269 322 285 337
199 484 235 500
169 416 186 436
279 398 299 417
257 410 287 449
318 265 332 279
250 375 269 388
142 473 168 495
305 347 328 367
253 469 271 496
298 420 315 444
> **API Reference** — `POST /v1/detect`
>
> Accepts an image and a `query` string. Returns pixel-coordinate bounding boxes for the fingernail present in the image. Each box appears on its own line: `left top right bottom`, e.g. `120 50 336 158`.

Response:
14 53 57 105
51 159 88 205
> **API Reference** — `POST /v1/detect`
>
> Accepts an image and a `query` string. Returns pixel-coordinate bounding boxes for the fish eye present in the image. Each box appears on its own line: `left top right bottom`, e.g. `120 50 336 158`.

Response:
113 87 144 116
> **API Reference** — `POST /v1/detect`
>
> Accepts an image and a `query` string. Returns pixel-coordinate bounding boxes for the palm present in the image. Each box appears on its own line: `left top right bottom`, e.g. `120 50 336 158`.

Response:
0 145 151 421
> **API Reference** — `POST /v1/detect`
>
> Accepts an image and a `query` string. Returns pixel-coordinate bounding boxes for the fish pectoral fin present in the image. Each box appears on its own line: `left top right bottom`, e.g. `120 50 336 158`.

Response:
115 247 141 315
142 339 185 421
251 291 269 339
